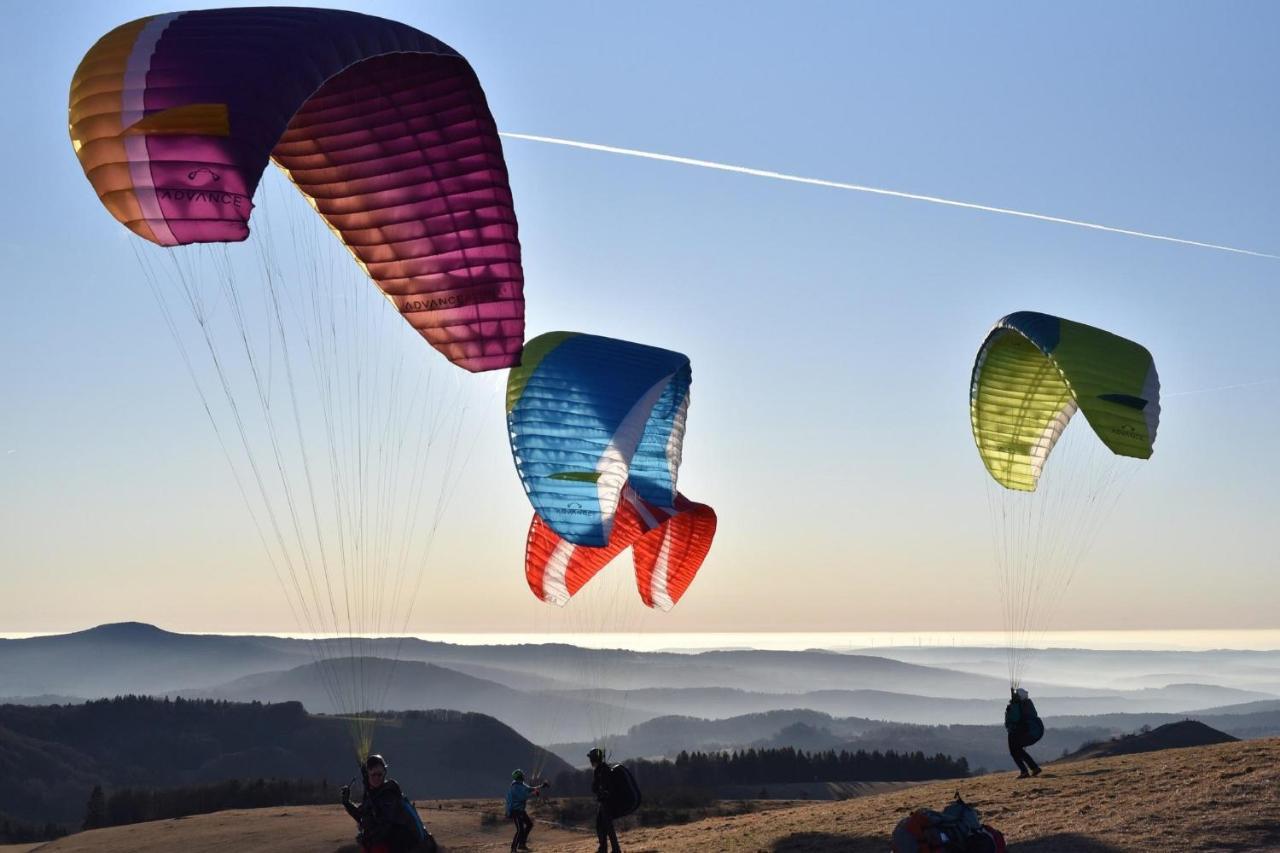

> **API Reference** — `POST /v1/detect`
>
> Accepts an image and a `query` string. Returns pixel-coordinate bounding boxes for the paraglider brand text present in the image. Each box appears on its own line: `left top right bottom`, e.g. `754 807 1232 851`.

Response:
401 294 475 311
156 187 247 208
399 284 516 313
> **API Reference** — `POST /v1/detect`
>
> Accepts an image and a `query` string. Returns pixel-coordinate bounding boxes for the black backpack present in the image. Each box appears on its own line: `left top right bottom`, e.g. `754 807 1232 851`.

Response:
606 764 642 818
1020 699 1044 745
1024 714 1045 745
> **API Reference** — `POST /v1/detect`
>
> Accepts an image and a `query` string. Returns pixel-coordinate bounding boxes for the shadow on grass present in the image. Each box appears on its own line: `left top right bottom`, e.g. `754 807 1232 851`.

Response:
771 832 885 852
767 830 1131 853
1008 833 1126 852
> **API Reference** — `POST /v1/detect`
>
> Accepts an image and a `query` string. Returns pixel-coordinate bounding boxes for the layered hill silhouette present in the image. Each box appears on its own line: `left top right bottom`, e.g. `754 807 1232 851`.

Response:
0 624 313 697
1059 719 1238 762
5 624 1279 799
185 660 1274 747
547 699 1280 773
2 624 1026 701
0 696 569 828
179 657 647 745
1044 704 1280 740
543 681 1275 725
5 625 1273 726
4 738 1276 852
861 645 1280 695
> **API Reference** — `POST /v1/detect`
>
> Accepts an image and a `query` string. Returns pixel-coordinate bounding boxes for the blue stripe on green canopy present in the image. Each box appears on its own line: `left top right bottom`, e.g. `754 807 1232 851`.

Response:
970 311 1160 492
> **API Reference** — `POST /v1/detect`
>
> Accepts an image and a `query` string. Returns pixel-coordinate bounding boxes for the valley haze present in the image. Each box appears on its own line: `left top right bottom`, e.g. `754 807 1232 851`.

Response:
2 624 1276 768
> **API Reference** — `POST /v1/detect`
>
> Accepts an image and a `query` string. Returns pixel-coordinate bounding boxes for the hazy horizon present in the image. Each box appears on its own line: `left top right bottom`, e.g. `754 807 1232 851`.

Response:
6 625 1280 654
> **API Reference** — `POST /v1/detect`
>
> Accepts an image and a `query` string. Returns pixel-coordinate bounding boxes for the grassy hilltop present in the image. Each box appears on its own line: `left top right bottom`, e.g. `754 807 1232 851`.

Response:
2 737 1275 852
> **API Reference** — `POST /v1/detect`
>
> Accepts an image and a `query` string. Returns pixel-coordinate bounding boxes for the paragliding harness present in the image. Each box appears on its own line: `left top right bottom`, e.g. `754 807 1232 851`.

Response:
352 764 437 853
357 796 436 853
891 793 1006 853
399 797 435 853
1005 691 1044 747
605 763 643 818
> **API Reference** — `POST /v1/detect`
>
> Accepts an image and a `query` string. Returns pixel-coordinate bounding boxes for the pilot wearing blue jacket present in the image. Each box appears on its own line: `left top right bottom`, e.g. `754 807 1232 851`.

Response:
505 769 549 852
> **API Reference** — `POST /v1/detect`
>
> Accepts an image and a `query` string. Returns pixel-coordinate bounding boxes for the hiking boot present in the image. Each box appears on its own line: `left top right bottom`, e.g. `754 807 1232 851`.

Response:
1031 766 1042 777
1016 770 1031 778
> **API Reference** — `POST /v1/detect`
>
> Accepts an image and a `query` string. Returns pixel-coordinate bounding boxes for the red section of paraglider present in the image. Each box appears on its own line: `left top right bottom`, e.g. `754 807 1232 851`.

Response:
525 486 716 611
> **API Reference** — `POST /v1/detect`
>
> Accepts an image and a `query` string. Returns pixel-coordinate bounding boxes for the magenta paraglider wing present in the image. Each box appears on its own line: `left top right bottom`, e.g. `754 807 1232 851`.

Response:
69 7 523 371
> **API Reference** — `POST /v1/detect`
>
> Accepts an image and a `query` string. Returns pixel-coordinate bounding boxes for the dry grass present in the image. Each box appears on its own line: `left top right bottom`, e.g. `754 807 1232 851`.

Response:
3 738 1277 852
0 802 588 853
552 738 1280 853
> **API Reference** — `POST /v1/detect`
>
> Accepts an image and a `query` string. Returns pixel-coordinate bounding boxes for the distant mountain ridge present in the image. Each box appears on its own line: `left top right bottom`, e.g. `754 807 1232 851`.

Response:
549 707 1119 772
0 624 313 696
4 624 1280 840
0 623 1021 701
179 657 648 745
545 682 1275 726
4 624 1278 775
1059 720 1239 762
550 702 1280 775
860 645 1280 694
6 624 1273 711
0 696 570 828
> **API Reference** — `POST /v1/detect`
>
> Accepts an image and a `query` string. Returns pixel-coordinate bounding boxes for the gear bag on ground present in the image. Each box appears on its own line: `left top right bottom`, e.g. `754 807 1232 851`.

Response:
891 794 1006 853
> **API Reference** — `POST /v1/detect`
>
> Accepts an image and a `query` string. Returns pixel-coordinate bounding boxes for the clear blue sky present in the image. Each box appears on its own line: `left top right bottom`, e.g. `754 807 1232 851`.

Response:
2 1 1278 634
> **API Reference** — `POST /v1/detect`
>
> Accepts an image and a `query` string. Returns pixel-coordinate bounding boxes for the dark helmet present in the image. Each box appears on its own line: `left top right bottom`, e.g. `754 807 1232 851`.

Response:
365 754 388 771
587 747 605 764
512 769 525 782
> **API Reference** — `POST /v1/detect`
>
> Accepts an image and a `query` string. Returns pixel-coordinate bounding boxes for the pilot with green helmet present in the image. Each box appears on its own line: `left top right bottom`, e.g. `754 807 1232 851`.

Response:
505 768 548 852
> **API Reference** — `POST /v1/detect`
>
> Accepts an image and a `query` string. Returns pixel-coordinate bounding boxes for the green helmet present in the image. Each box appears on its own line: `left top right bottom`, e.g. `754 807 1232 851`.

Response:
587 747 605 764
512 769 525 782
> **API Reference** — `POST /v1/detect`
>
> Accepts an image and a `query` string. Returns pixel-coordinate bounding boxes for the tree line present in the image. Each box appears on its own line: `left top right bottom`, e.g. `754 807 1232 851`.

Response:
82 777 333 830
552 745 968 794
0 811 67 844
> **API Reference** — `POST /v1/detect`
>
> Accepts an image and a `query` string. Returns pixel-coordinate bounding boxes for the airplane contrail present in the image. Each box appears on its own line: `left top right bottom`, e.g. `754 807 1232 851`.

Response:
1165 379 1278 398
500 132 1278 260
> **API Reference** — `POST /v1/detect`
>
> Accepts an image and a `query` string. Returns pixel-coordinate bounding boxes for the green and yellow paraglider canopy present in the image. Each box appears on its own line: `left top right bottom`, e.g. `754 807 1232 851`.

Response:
970 311 1160 492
